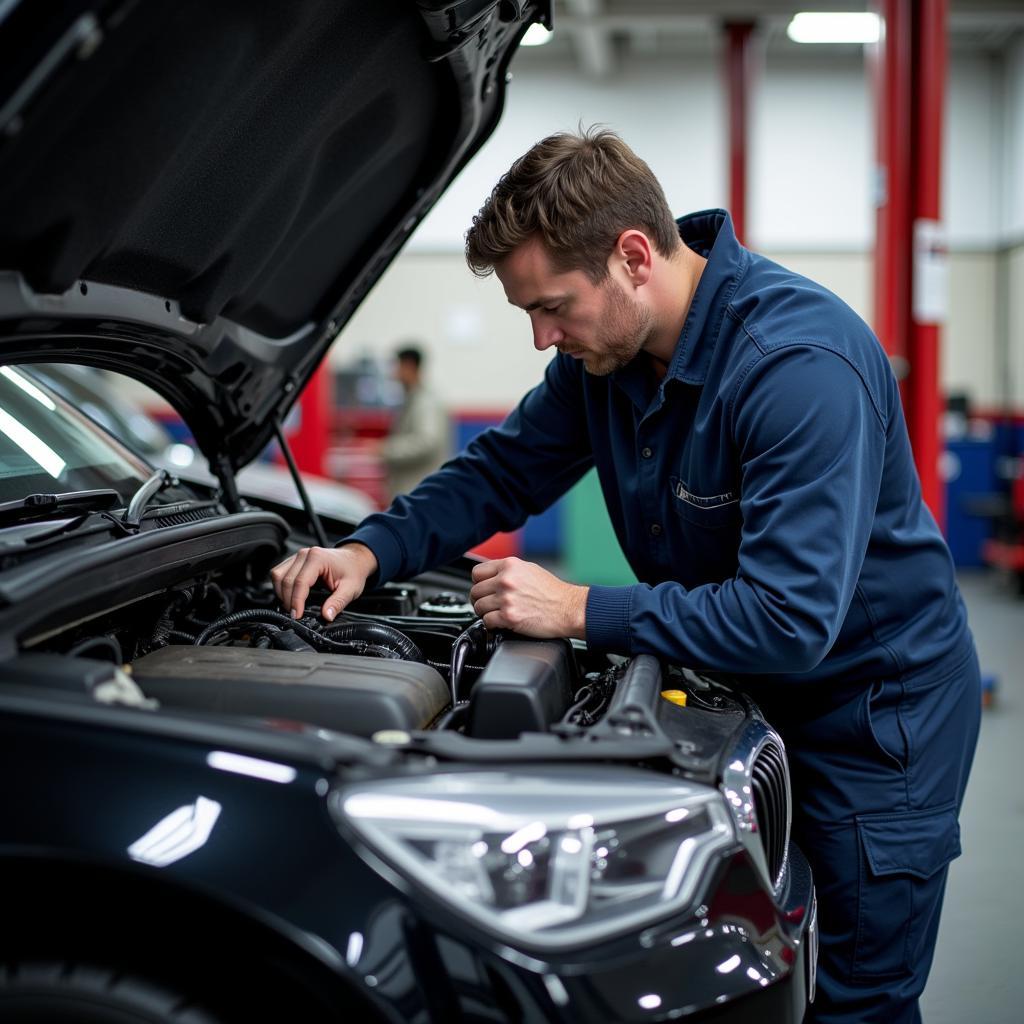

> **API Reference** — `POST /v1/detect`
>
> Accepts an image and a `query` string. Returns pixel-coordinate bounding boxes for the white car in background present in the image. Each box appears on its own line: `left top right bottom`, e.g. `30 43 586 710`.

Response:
30 363 377 524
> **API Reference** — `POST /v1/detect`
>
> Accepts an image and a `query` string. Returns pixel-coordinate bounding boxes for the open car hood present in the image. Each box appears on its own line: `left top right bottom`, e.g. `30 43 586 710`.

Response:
0 0 548 470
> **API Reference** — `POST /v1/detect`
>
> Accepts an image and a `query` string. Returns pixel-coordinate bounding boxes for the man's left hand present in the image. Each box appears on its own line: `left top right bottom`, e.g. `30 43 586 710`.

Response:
470 557 588 639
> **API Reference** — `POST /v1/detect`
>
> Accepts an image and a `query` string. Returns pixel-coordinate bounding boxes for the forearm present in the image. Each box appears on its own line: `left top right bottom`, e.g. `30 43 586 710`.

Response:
351 365 593 584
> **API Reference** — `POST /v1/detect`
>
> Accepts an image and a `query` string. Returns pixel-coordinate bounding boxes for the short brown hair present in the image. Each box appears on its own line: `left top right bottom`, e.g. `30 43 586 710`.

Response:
465 128 680 283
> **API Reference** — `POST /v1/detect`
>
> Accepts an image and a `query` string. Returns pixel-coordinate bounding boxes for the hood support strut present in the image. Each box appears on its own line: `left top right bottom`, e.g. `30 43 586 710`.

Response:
211 453 242 515
273 420 330 549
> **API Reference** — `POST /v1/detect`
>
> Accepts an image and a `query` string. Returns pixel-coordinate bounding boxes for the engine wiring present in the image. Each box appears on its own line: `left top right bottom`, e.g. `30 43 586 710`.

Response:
62 578 625 733
561 664 625 727
190 608 427 662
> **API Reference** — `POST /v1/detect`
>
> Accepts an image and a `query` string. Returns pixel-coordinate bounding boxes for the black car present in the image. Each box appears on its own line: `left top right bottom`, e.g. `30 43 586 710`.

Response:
0 2 815 1022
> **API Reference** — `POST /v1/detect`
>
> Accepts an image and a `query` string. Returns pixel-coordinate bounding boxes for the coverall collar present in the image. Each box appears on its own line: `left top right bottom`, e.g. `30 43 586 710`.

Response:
610 208 747 411
664 208 747 386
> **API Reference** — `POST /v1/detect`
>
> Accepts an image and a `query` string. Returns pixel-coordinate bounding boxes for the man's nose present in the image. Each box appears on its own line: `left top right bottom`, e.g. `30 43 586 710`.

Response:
532 320 564 352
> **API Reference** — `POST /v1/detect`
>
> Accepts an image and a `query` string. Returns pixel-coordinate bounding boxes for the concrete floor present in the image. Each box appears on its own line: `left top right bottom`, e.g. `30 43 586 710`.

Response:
920 570 1024 1023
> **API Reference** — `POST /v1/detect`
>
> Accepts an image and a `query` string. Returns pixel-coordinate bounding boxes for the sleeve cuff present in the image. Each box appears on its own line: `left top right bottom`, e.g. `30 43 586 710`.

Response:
339 521 406 587
585 585 635 653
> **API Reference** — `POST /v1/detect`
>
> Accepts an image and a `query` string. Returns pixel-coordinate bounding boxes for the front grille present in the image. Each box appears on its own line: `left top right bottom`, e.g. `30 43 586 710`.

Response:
751 740 788 887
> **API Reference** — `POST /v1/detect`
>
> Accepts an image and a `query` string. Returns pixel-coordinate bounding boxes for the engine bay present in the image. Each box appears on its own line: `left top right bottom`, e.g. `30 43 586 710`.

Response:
124 579 591 740
11 563 640 741
3 520 749 770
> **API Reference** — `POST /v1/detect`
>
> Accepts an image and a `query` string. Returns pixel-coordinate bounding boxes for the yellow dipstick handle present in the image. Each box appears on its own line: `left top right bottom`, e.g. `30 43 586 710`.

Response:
660 689 688 707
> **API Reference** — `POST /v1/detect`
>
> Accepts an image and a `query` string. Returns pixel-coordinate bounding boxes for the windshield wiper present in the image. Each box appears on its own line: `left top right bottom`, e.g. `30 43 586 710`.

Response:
23 475 205 549
0 489 121 527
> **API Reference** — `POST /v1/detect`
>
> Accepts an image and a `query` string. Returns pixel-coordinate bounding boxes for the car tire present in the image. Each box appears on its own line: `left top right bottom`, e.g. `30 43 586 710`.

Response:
0 962 225 1024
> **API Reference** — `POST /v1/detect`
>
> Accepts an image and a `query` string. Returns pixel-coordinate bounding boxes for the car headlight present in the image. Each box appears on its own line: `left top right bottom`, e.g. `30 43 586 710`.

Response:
334 768 734 950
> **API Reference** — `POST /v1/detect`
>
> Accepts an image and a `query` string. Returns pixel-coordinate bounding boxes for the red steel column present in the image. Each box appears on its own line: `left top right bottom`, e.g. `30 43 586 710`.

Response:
908 0 947 527
725 22 754 246
871 0 946 527
288 362 331 476
871 0 913 369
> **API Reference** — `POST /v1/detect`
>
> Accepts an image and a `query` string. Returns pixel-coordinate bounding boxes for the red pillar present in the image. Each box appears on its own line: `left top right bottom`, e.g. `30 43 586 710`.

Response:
908 0 947 527
725 22 755 246
288 362 331 476
871 0 913 370
871 0 947 528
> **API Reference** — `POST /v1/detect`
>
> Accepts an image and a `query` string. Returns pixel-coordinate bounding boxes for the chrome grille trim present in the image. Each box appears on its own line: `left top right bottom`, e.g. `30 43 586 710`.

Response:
721 719 793 893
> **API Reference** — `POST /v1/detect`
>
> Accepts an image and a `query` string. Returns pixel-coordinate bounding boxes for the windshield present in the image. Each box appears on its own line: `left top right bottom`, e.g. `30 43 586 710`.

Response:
0 365 152 505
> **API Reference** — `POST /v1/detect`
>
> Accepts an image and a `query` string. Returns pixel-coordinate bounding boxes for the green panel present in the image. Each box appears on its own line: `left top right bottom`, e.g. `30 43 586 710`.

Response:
564 469 636 586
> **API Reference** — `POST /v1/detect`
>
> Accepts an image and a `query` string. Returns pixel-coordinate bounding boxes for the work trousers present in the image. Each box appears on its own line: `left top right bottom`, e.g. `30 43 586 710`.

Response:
757 634 981 1024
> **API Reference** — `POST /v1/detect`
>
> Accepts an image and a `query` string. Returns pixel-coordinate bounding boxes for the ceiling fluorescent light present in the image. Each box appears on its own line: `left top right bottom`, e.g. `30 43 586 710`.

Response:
787 12 881 44
522 24 553 46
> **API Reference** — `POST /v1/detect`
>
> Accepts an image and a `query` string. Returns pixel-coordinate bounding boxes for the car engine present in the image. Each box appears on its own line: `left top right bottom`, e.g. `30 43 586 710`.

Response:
125 579 590 740
4 530 789 896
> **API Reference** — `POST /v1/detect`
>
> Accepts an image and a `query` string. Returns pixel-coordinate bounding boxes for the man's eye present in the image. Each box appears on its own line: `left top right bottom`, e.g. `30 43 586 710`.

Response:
543 304 561 314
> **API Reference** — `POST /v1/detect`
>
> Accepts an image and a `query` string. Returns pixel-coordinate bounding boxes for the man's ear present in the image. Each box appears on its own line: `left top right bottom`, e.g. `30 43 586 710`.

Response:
614 229 653 288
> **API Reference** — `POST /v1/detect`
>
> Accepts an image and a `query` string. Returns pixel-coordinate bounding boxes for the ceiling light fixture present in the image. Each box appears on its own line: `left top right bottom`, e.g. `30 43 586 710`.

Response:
786 12 881 44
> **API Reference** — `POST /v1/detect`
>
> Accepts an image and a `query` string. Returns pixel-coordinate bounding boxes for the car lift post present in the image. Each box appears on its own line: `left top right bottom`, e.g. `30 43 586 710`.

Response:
871 0 948 529
725 21 755 247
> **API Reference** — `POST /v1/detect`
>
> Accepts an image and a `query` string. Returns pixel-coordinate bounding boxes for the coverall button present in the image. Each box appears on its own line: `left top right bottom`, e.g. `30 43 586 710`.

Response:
650 523 662 536
641 447 653 458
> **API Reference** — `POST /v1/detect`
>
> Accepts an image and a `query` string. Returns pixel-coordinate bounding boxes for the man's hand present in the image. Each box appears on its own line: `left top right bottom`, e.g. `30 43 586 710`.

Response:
469 557 588 638
270 543 378 622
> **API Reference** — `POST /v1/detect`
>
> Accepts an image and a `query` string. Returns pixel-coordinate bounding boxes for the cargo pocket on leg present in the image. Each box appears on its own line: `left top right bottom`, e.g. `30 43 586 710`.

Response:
852 803 961 981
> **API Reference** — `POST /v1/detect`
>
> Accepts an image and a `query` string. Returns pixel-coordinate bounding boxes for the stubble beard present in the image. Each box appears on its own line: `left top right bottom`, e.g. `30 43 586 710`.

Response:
580 278 655 377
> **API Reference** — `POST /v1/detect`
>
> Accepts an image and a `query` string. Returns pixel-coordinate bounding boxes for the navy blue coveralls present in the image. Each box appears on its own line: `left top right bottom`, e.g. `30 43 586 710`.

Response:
347 210 981 1023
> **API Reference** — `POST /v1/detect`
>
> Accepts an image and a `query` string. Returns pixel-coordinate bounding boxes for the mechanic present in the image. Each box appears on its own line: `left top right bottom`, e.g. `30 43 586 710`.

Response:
378 343 452 500
272 129 981 1024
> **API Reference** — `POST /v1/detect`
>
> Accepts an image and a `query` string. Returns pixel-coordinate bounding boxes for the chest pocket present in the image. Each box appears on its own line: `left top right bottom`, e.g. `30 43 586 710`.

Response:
671 477 743 529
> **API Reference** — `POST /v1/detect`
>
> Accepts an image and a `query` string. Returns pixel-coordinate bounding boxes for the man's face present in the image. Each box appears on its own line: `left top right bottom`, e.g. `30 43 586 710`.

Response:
394 357 418 392
495 236 653 376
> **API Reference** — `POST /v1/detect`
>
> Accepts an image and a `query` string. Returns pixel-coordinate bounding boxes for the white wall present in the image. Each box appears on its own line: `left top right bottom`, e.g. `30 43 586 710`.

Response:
1008 245 1024 408
334 46 1018 410
945 252 1000 406
335 253 551 408
1002 34 1024 243
414 50 1003 253
412 56 726 252
749 56 873 250
999 36 1024 409
945 53 1004 251
334 249 1003 409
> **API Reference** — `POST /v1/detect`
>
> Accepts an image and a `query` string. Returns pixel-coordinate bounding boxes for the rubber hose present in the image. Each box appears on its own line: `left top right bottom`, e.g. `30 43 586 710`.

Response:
67 634 123 664
322 621 424 662
194 609 297 646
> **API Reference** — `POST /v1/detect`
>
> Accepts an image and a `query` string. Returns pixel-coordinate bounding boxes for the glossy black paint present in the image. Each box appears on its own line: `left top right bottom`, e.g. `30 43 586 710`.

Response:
0 0 552 470
0 685 812 1022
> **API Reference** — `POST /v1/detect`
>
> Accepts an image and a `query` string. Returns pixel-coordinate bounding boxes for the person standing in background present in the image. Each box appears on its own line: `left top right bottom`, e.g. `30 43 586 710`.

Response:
380 345 451 499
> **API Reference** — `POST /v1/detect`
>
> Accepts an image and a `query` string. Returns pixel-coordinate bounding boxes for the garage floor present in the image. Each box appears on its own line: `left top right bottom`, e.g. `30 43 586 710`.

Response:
920 570 1022 1024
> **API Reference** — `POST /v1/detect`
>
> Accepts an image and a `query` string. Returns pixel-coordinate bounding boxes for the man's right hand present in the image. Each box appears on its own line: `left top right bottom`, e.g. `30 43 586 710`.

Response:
270 542 378 622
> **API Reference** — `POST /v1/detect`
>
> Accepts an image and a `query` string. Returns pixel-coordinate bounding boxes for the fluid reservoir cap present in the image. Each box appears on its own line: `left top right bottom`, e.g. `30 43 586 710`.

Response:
418 591 474 617
372 729 412 745
660 689 688 707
